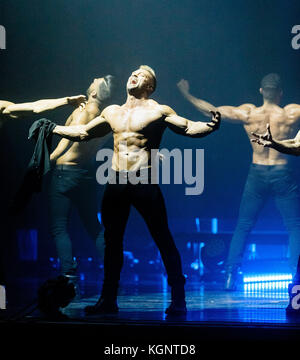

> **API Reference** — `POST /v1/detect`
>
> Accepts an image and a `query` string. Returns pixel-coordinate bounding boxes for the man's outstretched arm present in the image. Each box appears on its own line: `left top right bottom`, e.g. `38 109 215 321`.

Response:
53 110 112 142
251 124 300 156
163 105 221 138
177 79 251 123
2 95 86 118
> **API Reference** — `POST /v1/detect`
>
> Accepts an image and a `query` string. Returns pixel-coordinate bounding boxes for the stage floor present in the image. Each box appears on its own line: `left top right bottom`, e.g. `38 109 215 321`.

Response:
1 277 300 347
62 281 292 324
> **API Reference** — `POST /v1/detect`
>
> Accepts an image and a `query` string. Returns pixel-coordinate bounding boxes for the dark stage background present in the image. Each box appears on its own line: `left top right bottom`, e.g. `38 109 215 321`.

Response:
1 0 300 276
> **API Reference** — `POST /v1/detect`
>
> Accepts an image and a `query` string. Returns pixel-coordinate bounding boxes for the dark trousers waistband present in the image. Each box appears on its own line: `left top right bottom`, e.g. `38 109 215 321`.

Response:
108 168 154 184
54 164 92 172
251 163 293 171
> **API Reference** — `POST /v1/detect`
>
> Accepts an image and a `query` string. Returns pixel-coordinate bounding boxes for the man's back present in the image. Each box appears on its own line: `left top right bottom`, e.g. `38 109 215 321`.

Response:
177 77 300 165
242 103 300 165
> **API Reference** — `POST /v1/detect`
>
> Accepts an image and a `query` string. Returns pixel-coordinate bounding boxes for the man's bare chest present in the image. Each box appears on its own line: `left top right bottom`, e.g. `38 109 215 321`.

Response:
110 108 164 133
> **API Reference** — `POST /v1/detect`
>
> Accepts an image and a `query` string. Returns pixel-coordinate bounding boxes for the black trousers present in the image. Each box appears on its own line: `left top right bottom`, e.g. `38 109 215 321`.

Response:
49 165 104 275
101 174 184 294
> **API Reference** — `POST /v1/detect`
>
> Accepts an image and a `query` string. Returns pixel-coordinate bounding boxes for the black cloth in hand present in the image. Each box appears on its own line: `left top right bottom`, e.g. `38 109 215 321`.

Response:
11 118 57 214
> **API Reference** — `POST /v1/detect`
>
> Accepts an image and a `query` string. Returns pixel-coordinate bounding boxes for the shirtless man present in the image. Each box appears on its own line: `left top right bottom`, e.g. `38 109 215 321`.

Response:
52 65 221 315
0 93 85 304
177 73 300 290
49 76 113 280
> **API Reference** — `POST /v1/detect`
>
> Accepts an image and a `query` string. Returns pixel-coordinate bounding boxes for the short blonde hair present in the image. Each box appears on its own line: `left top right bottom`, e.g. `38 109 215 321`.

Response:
139 65 156 92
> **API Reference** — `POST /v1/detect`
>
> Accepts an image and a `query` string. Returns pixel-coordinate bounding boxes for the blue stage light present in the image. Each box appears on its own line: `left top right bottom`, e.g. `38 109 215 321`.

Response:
243 273 293 283
248 243 257 260
190 261 199 270
211 218 218 234
97 212 102 224
195 217 200 233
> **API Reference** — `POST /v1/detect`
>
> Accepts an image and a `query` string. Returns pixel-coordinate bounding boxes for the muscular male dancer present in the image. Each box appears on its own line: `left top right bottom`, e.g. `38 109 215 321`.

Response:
52 65 221 315
177 73 300 290
0 93 85 303
49 76 113 279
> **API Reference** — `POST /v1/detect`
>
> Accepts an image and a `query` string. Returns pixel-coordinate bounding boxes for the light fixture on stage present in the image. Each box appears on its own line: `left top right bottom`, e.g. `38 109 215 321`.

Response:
211 218 218 234
243 274 293 283
243 273 293 296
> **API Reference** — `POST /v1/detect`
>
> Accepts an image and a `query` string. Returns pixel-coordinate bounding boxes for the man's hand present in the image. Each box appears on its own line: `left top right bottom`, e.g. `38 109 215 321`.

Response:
207 111 221 131
251 124 273 147
67 95 87 109
177 79 190 95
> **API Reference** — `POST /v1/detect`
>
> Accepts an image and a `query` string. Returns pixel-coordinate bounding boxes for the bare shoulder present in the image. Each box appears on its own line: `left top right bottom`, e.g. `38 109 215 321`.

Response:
239 103 255 112
284 103 300 109
283 104 300 123
85 102 101 117
159 104 177 116
101 104 121 118
284 103 300 114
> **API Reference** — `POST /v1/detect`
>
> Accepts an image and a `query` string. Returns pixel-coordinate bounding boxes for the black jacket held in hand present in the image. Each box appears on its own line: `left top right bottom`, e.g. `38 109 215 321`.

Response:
11 118 57 214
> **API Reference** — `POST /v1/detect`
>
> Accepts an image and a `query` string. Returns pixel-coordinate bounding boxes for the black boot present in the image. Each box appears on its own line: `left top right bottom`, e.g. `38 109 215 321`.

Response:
65 275 80 301
224 265 240 291
85 283 119 315
165 278 187 315
85 297 119 315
